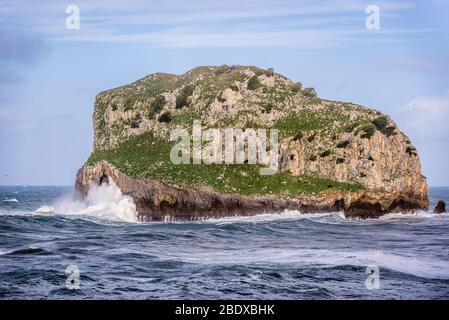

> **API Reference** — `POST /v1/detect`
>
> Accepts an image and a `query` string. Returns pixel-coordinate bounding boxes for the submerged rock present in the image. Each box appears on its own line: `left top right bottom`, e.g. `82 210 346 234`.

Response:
76 65 429 220
434 201 446 214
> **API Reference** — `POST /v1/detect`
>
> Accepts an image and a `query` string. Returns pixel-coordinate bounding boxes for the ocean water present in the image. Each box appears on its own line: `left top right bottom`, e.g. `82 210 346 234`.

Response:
1 184 448 300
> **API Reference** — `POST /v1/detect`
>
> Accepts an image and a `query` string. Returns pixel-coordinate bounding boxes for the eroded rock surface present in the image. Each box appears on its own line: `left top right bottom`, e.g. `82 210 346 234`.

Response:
76 65 429 219
434 201 446 214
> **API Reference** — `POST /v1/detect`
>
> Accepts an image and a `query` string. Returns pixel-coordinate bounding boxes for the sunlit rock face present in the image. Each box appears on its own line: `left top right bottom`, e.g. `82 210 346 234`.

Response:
76 65 429 220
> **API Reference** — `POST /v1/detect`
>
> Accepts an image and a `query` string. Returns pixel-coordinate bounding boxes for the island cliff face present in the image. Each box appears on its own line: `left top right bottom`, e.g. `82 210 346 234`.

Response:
76 65 428 220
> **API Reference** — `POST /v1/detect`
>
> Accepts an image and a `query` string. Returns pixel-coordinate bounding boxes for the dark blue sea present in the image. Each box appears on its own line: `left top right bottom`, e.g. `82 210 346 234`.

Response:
1 184 448 300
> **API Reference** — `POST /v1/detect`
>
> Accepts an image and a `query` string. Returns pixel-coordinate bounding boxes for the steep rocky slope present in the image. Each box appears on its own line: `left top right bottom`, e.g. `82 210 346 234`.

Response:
76 65 428 220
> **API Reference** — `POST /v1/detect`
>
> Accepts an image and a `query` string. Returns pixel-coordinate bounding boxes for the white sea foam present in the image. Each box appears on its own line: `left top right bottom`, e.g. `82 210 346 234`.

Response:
17 195 448 225
379 210 448 220
199 209 445 225
35 180 138 223
3 198 18 203
34 205 54 214
202 210 342 225
167 247 449 280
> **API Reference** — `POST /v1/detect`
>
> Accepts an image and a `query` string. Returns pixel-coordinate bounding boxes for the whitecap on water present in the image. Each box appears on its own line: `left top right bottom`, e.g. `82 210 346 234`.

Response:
34 205 54 214
380 210 447 220
2 198 18 203
160 208 444 226
200 210 342 225
35 180 138 223
166 247 449 280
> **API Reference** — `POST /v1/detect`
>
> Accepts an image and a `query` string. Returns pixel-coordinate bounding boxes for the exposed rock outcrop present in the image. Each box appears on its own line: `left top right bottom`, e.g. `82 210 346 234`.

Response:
76 160 427 220
434 201 446 214
76 65 429 220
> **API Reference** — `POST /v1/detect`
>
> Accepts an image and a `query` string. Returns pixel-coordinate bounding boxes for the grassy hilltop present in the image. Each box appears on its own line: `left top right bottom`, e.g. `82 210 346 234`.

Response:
86 65 418 197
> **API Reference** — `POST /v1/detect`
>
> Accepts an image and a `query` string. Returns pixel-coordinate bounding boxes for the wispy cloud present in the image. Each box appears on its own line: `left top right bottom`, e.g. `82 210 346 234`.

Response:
0 28 48 99
0 30 46 65
377 57 449 73
0 0 415 23
403 90 449 140
0 0 430 48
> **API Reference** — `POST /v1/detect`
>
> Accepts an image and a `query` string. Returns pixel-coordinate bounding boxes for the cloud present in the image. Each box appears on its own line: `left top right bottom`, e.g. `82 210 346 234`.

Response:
54 28 357 48
0 0 415 24
0 0 424 48
0 30 47 65
377 57 449 74
403 90 449 140
0 28 48 100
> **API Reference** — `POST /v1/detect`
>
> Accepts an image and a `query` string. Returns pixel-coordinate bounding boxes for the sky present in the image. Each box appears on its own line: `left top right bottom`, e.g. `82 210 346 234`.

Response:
0 0 448 186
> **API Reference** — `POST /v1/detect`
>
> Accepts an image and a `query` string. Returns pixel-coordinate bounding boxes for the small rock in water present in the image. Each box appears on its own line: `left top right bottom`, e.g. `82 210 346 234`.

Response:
434 201 446 214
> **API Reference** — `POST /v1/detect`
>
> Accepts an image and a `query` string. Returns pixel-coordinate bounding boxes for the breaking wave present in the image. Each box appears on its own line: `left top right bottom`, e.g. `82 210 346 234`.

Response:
197 209 445 226
1 186 448 299
34 180 138 223
166 246 449 280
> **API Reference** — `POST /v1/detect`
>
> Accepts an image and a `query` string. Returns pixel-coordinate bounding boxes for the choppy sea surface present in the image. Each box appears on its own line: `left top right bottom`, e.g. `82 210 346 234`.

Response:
0 184 448 300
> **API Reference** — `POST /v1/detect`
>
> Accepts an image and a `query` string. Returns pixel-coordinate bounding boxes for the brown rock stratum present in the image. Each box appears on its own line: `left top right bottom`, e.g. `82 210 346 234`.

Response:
75 66 429 220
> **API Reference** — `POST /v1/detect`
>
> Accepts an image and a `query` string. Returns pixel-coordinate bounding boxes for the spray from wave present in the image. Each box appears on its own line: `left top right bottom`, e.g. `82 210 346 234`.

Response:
35 180 138 223
198 209 444 226
30 184 444 225
202 210 344 225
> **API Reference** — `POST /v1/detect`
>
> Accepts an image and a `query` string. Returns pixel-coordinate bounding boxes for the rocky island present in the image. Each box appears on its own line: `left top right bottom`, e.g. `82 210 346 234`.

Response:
76 65 429 220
